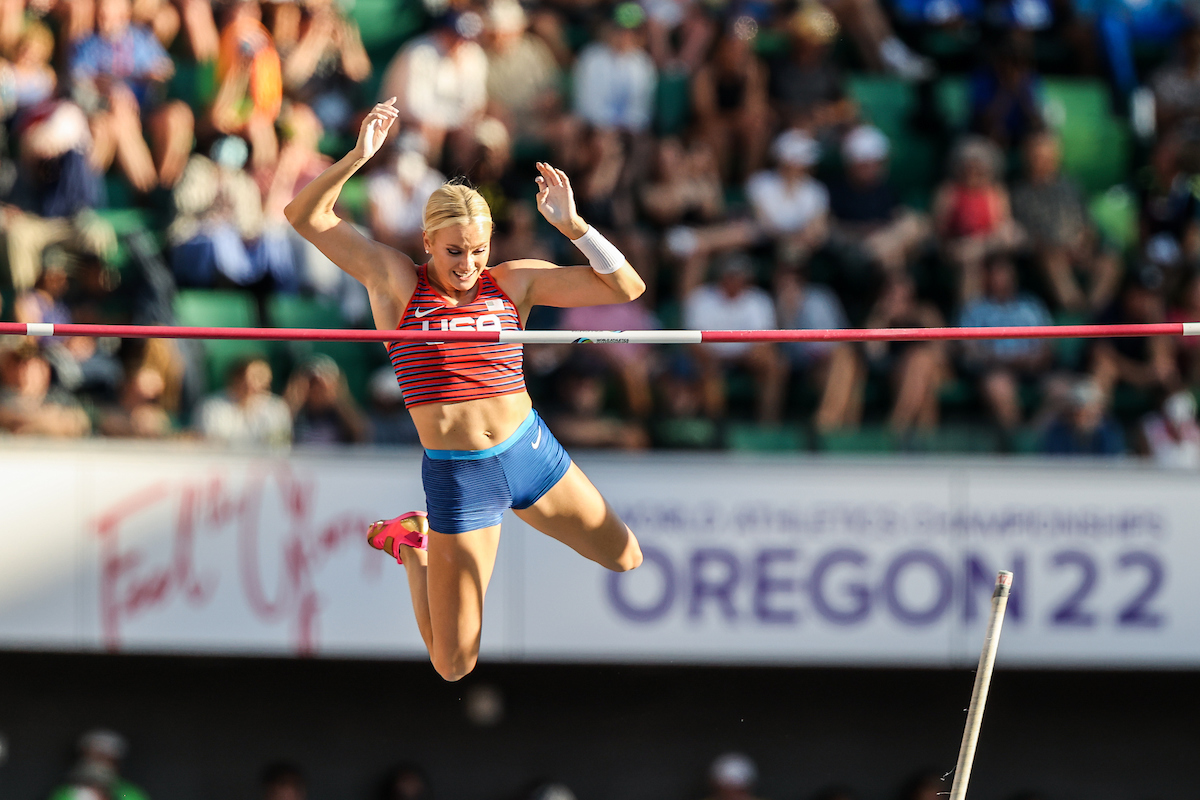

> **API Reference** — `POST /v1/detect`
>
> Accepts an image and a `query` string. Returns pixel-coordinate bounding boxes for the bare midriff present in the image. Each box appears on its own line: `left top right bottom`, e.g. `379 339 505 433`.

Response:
408 391 534 451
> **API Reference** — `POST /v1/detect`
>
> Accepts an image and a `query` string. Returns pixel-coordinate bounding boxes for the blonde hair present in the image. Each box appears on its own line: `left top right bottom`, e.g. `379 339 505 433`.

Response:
422 182 493 234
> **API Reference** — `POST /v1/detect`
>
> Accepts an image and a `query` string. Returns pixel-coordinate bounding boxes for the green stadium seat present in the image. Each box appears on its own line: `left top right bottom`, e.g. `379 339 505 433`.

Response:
818 425 896 453
725 422 808 452
338 176 370 224
652 418 719 449
938 377 977 410
909 424 1000 453
266 296 346 330
1089 185 1138 254
1040 79 1131 194
174 290 266 391
1011 426 1043 454
352 0 424 55
655 71 691 136
935 75 970 131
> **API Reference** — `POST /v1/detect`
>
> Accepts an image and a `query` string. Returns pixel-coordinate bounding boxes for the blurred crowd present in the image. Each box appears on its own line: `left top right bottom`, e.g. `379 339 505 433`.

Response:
4 0 1200 462
38 729 1034 800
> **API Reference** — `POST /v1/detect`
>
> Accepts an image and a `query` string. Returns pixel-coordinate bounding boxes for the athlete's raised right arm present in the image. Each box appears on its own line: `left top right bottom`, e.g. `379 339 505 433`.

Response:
284 99 415 294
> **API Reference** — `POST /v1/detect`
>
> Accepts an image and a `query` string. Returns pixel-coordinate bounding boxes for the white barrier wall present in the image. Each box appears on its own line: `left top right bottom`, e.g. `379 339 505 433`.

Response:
1 442 1197 667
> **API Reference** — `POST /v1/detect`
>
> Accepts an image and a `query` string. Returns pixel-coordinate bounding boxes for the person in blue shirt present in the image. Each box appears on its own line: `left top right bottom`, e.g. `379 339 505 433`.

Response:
959 252 1053 435
1041 378 1126 455
69 0 195 191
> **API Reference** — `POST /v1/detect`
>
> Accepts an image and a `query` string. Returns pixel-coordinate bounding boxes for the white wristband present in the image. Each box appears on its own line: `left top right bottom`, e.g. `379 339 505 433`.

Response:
572 226 626 275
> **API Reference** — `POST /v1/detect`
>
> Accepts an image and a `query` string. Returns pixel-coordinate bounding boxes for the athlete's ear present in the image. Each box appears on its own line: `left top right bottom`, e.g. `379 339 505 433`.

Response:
422 229 432 255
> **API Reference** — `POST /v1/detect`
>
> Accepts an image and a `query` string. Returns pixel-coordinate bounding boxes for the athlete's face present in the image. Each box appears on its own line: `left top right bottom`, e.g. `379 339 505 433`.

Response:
424 222 492 294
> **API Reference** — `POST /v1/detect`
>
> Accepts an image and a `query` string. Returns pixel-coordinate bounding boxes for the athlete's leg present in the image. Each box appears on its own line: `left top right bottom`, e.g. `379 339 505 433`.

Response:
514 462 642 573
398 525 501 682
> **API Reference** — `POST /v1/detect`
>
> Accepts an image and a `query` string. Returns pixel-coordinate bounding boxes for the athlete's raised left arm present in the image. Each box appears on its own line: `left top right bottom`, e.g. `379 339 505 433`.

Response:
492 163 646 309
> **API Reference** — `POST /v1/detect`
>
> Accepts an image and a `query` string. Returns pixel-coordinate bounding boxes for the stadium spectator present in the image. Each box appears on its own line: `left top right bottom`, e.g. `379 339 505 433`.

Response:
644 136 732 299
641 137 725 230
176 0 221 61
14 256 123 397
640 0 715 73
933 136 1023 303
366 132 444 260
572 3 657 134
776 266 863 431
1137 133 1199 292
377 763 432 800
1011 131 1122 314
97 365 172 437
379 9 488 167
0 344 91 437
258 102 356 312
863 275 947 435
1139 389 1200 466
261 762 305 800
366 367 419 446
691 21 771 181
560 301 659 418
8 22 57 113
702 752 765 800
959 253 1053 437
684 254 787 423
546 358 650 449
491 199 556 265
70 0 194 190
828 125 931 276
766 5 854 132
826 0 934 79
4 101 106 292
284 354 369 444
1091 277 1179 396
1041 378 1125 455
47 730 148 800
211 0 283 170
169 135 295 296
484 0 565 144
968 32 1045 150
747 129 830 270
1152 21 1200 135
272 0 370 136
194 355 291 446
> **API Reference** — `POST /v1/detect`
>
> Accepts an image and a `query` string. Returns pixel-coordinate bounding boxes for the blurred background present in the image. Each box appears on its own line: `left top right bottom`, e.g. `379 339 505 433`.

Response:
1 0 1200 796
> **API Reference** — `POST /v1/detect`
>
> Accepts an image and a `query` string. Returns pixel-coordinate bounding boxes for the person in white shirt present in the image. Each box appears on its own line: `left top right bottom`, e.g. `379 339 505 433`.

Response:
573 4 658 133
379 10 488 164
746 128 830 267
194 356 292 446
367 132 446 257
683 255 787 423
1141 391 1200 468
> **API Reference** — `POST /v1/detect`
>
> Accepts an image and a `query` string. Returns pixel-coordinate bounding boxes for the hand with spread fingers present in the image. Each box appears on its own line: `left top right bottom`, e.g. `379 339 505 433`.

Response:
534 161 588 239
354 98 400 161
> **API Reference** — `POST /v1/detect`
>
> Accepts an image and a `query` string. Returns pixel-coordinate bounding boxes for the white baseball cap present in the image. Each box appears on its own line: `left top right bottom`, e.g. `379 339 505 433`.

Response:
710 752 758 788
843 125 890 163
772 129 820 167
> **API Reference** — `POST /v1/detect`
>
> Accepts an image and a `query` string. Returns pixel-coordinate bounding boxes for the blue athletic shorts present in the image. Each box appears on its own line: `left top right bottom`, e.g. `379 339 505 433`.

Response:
421 410 572 534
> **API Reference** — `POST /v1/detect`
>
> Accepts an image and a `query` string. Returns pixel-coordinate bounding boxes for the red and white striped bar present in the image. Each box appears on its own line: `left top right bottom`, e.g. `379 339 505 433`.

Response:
1 321 1199 343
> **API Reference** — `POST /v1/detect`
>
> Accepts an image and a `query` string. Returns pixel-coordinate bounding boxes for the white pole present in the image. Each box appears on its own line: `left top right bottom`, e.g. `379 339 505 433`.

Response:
948 570 1014 800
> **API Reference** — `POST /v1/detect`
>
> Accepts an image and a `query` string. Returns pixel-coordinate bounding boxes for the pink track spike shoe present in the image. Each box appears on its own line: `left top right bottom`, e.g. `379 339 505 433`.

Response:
367 511 429 565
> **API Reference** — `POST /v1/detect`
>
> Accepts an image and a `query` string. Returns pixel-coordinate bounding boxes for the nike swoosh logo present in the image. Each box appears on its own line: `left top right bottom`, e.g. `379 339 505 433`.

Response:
413 307 440 318
532 426 543 450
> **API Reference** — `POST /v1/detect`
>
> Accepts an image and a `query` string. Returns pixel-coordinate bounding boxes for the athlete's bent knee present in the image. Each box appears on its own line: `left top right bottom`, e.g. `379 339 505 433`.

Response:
609 537 643 572
431 650 478 682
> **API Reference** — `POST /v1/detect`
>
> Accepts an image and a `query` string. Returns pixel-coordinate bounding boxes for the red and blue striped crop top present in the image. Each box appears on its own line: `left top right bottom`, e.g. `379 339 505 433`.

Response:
386 266 526 408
